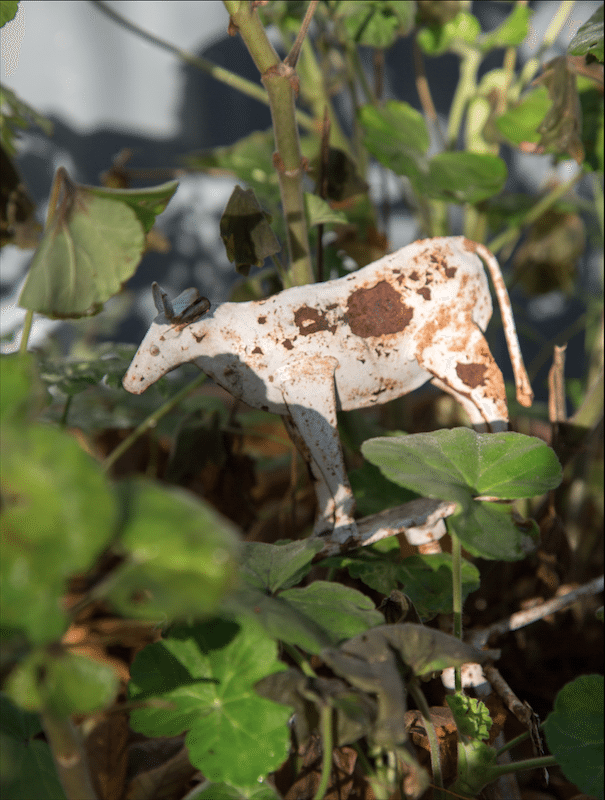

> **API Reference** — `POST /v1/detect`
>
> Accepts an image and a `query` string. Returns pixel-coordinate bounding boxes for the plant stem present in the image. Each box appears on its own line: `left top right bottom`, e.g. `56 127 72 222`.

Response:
19 310 34 355
101 372 207 472
224 0 314 286
514 0 575 94
487 170 583 258
446 48 481 149
41 709 98 800
409 680 445 799
450 529 463 693
312 704 334 800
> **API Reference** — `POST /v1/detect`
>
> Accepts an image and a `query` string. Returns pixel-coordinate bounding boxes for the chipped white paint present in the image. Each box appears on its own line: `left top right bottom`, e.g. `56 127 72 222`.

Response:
123 237 533 545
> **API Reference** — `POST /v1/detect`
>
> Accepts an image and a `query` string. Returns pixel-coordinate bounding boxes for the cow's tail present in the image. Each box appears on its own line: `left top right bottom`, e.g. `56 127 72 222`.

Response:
472 241 533 408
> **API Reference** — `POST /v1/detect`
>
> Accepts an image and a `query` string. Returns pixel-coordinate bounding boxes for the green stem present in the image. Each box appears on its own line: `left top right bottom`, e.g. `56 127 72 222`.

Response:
450 529 463 693
409 681 444 799
101 372 207 473
487 170 583 258
281 642 317 677
494 729 530 756
41 710 98 800
19 310 34 355
224 0 314 286
446 48 481 149
488 754 559 780
313 704 334 800
90 0 315 132
514 0 575 94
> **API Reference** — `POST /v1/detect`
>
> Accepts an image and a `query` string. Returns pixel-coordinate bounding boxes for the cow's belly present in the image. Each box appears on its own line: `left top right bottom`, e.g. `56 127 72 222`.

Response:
334 352 431 411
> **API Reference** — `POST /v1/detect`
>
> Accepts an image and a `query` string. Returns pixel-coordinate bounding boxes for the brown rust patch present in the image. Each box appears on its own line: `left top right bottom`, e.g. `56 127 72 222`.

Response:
282 339 294 350
456 362 488 388
252 346 263 354
347 281 413 338
417 287 431 300
258 315 267 324
294 306 337 335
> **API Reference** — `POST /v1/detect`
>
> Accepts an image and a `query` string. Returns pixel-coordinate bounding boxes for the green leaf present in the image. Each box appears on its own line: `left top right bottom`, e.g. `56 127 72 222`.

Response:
129 618 292 789
358 101 429 184
304 193 347 227
362 429 562 502
479 5 531 50
281 582 383 642
231 578 383 654
543 675 604 800
495 86 553 146
85 179 179 233
19 169 146 318
0 353 40 421
0 85 53 156
240 539 323 593
219 185 281 275
193 783 282 800
1 421 116 643
362 430 559 561
424 152 507 203
0 1 18 27
185 129 279 204
568 4 604 62
107 479 241 622
446 694 492 740
448 498 539 561
349 461 418 517
417 11 481 55
336 550 480 620
6 649 118 714
337 1 414 47
0 694 66 800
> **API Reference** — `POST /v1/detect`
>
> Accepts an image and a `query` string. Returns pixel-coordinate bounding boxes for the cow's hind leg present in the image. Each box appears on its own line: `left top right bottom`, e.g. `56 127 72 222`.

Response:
418 324 509 432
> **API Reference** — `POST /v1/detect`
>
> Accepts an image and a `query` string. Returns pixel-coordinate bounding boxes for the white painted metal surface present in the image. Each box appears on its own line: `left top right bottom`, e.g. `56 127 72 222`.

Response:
124 237 533 544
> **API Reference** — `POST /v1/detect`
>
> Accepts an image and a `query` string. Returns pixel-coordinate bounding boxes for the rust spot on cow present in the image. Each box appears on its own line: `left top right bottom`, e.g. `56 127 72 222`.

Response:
417 287 431 300
192 332 203 342
456 362 488 388
409 270 419 281
258 316 267 324
347 281 413 338
445 265 457 278
252 346 263 354
282 338 294 350
294 306 337 335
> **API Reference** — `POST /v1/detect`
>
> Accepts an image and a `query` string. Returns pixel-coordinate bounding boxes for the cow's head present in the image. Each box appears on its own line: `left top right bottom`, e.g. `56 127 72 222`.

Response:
123 283 211 394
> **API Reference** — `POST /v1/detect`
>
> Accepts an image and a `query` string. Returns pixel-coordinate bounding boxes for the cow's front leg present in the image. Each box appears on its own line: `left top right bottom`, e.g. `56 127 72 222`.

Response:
278 357 357 544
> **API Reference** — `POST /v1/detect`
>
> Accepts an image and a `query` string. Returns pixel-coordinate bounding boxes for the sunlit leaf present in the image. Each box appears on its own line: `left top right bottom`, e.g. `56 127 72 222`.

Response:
129 618 292 789
19 169 146 318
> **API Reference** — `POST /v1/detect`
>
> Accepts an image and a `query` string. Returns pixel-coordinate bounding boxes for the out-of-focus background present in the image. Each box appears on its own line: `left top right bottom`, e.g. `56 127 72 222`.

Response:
1 0 601 405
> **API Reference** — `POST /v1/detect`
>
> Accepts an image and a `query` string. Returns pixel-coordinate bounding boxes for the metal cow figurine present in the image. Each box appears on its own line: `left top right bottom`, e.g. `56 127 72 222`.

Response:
123 237 533 545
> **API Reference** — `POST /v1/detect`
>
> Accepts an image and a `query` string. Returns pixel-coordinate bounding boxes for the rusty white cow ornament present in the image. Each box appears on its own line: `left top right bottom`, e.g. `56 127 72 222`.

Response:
123 237 533 545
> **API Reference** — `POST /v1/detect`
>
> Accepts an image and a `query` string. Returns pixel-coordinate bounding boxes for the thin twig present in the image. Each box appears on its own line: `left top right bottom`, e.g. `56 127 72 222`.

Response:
285 0 319 68
470 575 605 649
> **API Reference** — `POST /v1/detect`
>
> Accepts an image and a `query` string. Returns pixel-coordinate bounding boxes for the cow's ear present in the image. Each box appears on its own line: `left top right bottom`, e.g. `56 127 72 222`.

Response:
152 282 173 318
